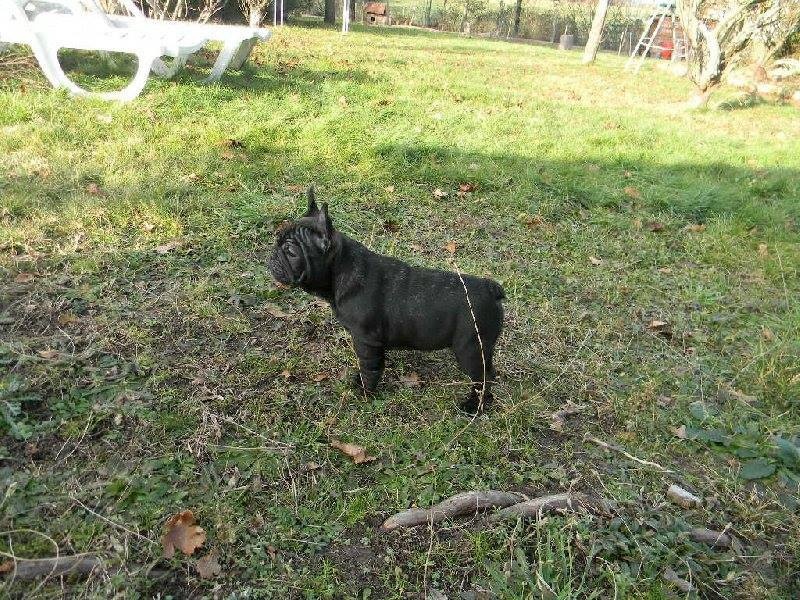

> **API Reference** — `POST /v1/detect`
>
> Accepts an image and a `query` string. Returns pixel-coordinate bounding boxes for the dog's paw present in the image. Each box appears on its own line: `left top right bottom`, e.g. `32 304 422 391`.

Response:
350 372 377 397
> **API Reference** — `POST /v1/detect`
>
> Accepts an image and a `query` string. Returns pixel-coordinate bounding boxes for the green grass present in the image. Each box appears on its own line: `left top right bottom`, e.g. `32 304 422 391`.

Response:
1 22 799 598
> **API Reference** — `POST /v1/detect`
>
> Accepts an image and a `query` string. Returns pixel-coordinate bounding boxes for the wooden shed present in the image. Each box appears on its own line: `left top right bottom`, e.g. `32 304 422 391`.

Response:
363 2 390 26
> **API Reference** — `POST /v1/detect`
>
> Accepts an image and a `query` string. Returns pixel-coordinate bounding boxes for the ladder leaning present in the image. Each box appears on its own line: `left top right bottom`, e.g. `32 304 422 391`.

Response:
624 2 687 74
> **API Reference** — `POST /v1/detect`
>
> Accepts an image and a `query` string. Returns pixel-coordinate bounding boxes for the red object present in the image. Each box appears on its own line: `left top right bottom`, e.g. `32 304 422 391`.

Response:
660 39 674 60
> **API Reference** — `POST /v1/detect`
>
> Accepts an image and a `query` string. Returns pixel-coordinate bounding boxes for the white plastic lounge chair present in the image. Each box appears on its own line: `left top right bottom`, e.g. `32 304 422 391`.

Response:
100 0 270 82
0 0 269 101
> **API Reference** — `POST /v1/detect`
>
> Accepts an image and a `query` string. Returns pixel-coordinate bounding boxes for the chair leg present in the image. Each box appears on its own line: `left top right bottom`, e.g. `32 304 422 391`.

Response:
35 40 155 101
203 39 240 83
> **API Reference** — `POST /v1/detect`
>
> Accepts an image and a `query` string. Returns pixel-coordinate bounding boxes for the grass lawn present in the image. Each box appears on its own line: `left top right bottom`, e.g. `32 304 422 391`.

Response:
1 21 799 599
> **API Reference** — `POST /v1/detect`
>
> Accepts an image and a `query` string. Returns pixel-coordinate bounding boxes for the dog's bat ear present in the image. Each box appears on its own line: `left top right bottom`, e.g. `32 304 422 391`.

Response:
316 202 333 251
305 186 318 216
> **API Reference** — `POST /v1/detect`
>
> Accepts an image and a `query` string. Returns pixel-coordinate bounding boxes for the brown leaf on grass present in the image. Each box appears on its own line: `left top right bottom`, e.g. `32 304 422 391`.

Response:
313 373 330 382
399 372 420 387
338 95 348 107
264 304 290 319
444 241 457 254
518 213 544 229
196 550 221 579
162 510 206 558
221 138 245 149
330 440 377 464
155 240 181 254
550 402 584 432
385 185 395 193
141 221 156 233
762 327 774 341
432 188 448 199
383 219 400 233
280 369 293 380
588 256 603 266
673 425 688 439
757 243 768 257
647 221 665 232
285 184 305 193
647 319 669 331
57 313 79 327
685 224 706 233
14 272 35 283
37 349 59 360
86 182 106 196
458 183 476 193
0 560 11 573
623 186 641 200
220 149 237 160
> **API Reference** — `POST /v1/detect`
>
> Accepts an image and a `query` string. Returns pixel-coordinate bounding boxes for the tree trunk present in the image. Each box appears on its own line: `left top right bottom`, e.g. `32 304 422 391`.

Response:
582 0 610 64
512 0 522 37
349 0 355 22
324 0 335 23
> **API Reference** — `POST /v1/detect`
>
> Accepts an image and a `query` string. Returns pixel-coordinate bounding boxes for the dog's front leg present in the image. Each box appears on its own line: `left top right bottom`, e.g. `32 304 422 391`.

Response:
352 337 385 395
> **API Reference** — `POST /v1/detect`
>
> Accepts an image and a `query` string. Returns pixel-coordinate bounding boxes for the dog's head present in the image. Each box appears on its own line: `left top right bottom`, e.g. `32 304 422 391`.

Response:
269 187 336 290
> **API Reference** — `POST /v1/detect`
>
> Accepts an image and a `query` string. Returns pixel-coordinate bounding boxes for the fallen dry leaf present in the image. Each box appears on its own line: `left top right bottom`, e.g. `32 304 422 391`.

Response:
280 369 292 380
657 267 672 274
155 240 181 254
458 183 476 193
264 304 290 319
647 221 665 232
86 182 106 196
37 349 59 360
623 186 641 200
762 327 774 341
757 243 768 257
685 224 706 233
196 550 221 579
330 440 377 464
588 256 602 266
57 313 79 327
444 241 457 254
432 188 448 199
0 561 11 574
338 95 348 107
162 510 206 558
221 138 244 149
141 221 156 233
385 185 395 193
399 372 420 387
14 272 35 284
285 184 305 193
313 373 330 382
673 425 687 439
550 402 583 432
647 319 669 330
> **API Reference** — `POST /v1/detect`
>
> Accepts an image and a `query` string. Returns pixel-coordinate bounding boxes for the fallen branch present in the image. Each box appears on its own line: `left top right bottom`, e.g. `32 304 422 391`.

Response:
380 491 525 531
689 527 732 549
0 555 103 580
584 434 673 473
490 493 592 521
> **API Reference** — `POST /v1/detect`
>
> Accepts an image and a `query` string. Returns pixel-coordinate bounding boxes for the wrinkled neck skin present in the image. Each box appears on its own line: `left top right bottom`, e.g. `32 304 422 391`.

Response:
297 231 344 302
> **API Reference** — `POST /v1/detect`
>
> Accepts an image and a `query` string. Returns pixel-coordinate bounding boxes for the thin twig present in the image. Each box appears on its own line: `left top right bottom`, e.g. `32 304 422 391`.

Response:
584 434 673 473
451 260 488 409
70 497 157 545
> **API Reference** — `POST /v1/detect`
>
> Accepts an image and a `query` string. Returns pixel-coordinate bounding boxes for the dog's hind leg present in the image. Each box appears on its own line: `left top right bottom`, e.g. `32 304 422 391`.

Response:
352 337 385 395
452 336 496 414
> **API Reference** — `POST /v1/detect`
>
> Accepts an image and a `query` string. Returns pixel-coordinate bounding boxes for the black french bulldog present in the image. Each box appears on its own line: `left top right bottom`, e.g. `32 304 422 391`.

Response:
268 188 505 413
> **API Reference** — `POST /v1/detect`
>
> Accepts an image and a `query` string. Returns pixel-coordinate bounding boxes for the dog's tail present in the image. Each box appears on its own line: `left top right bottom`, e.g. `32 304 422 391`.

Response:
491 281 505 300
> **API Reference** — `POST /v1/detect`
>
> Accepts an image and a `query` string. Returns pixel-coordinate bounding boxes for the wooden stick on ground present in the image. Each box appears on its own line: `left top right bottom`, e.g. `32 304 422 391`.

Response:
380 491 525 531
0 555 103 580
490 493 592 521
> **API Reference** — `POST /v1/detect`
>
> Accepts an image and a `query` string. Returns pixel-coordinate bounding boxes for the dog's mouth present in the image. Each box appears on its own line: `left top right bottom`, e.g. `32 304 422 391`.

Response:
268 253 297 287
